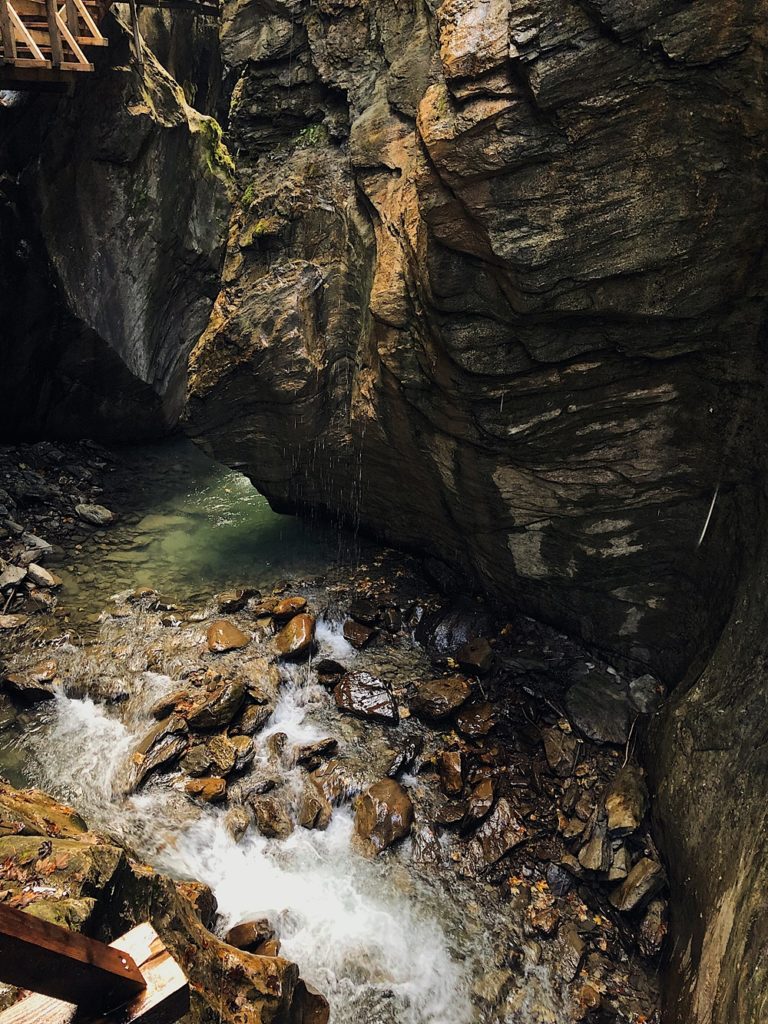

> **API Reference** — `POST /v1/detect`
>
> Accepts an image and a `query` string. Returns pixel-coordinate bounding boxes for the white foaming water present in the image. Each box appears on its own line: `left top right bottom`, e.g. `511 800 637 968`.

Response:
22 638 476 1024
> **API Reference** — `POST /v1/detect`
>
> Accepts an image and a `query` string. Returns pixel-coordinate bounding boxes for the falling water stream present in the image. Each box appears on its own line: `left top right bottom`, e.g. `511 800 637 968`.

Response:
0 440 541 1024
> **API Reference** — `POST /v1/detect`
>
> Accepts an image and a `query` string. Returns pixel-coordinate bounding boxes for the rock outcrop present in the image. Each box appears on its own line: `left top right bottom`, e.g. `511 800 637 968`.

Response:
187 0 768 682
0 16 230 441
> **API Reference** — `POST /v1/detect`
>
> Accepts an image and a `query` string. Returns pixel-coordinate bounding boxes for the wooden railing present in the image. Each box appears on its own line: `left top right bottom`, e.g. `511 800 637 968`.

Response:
0 904 189 1024
0 0 107 79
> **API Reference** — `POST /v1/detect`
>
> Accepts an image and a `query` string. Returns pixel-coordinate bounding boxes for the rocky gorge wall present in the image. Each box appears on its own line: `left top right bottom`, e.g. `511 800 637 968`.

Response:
186 0 768 685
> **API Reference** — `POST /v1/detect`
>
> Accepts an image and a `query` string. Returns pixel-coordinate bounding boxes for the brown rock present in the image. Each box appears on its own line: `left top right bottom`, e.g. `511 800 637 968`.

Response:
130 715 188 790
463 797 526 874
294 737 338 770
187 676 247 731
292 979 330 1024
251 796 294 839
226 918 275 951
411 675 471 720
2 658 59 703
273 596 307 620
438 750 463 796
298 781 332 831
435 799 467 827
274 613 315 659
206 734 238 775
455 701 495 737
184 776 227 803
609 857 666 912
542 727 579 778
456 638 493 675
218 588 258 613
578 812 611 873
234 702 274 735
207 619 251 653
354 779 414 854
254 938 281 957
604 766 649 835
225 805 252 841
342 619 377 649
638 898 668 957
464 778 494 827
333 672 398 723
315 659 346 687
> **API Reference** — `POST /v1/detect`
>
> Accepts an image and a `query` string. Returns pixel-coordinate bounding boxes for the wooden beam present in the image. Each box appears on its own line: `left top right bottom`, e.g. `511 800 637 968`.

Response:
0 905 146 1011
0 922 188 1024
55 9 88 64
0 0 18 63
7 3 45 60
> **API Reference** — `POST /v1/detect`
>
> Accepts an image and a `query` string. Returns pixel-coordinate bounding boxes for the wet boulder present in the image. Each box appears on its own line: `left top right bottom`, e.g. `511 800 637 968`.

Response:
315 659 346 687
455 701 495 737
250 795 294 839
342 619 377 649
565 670 634 745
207 619 251 653
0 780 87 837
26 563 59 588
333 672 398 723
2 658 59 703
233 702 274 735
298 780 333 831
273 596 307 620
292 979 330 1024
354 779 414 855
463 778 495 828
415 600 496 658
187 675 247 730
130 715 188 790
274 613 315 660
411 675 472 720
225 805 252 842
217 588 259 613
183 776 227 803
226 918 275 951
294 737 338 770
462 798 526 875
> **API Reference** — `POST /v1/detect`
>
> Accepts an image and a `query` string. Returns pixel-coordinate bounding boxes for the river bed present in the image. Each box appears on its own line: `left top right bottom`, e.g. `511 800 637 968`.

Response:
0 438 662 1024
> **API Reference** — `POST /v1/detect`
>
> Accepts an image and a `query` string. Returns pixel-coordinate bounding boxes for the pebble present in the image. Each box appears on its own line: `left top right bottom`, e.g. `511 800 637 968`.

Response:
206 620 251 653
75 503 115 527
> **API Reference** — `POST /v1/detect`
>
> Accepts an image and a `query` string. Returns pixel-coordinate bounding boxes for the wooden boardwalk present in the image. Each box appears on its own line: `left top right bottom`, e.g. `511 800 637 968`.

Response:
0 0 218 87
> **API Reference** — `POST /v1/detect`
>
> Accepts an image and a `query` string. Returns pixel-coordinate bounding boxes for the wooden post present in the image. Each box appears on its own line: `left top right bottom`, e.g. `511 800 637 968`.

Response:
127 0 141 65
44 0 63 65
64 0 77 39
0 0 17 64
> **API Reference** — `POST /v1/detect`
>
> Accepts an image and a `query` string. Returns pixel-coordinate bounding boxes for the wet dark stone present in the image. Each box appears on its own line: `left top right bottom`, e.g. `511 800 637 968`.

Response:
349 597 378 626
546 862 574 897
565 670 634 745
333 671 398 723
343 619 377 649
456 638 494 676
411 675 472 720
415 599 496 657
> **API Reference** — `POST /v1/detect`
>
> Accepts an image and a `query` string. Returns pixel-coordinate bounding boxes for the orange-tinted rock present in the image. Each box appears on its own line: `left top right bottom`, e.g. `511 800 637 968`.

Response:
273 596 307 619
438 750 463 796
333 672 398 723
274 614 315 659
411 676 471 720
355 779 413 855
207 619 251 653
226 918 275 951
184 776 227 803
455 701 495 736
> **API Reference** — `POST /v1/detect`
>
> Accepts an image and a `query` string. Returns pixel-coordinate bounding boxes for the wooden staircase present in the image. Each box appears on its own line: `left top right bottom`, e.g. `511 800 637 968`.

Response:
0 0 219 87
0 0 109 85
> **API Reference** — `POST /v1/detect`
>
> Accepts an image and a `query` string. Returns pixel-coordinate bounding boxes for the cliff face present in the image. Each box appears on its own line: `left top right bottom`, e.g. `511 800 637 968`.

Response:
186 0 768 681
0 18 230 441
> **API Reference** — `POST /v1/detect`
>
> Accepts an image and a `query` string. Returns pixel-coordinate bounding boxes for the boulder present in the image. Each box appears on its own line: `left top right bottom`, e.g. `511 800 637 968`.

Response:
0 563 26 588
226 918 275 951
411 676 471 720
292 979 330 1024
354 779 414 855
234 702 274 734
455 702 495 737
342 619 377 649
225 805 252 842
298 781 332 831
456 638 493 676
251 796 294 839
2 658 59 703
333 672 398 723
609 858 666 912
565 672 634 746
26 563 58 588
183 776 227 803
130 715 188 790
274 614 315 659
75 503 115 526
207 620 251 653
463 798 526 875
463 778 495 827
273 596 307 619
349 598 378 625
187 676 247 730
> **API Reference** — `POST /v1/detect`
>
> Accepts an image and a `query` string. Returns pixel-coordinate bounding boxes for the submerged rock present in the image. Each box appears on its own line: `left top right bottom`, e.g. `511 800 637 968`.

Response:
354 779 414 855
75 503 115 526
2 658 59 703
411 675 471 720
130 715 188 790
274 613 315 659
333 672 398 723
206 619 251 653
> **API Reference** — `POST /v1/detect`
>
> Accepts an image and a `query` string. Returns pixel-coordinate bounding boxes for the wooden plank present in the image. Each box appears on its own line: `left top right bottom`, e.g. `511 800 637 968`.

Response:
7 4 45 59
0 905 145 1011
0 922 188 1024
0 0 18 63
55 10 88 64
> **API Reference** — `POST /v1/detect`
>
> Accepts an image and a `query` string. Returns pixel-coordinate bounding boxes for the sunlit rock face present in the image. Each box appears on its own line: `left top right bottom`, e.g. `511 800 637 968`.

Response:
187 0 768 680
0 20 230 441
